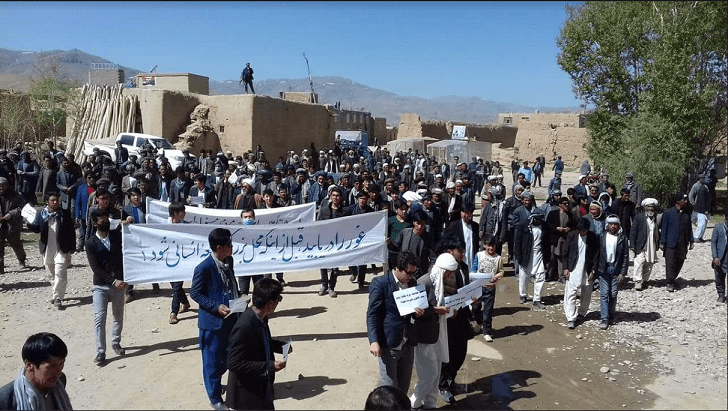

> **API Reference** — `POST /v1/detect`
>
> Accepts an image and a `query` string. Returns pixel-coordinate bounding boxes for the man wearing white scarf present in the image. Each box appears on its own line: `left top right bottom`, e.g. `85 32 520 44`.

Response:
0 332 73 410
410 253 457 409
26 192 76 310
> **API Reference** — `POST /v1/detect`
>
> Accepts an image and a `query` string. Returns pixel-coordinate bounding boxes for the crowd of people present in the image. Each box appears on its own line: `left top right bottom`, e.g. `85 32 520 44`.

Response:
0 138 725 410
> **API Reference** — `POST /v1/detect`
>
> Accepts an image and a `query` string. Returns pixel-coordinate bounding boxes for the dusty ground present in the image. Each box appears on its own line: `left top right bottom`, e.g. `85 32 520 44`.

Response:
0 164 726 410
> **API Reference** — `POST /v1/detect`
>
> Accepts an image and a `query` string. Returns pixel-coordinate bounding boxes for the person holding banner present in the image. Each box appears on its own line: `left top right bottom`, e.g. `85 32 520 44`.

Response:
190 228 241 410
168 202 191 325
366 251 422 393
316 186 350 298
187 174 216 208
85 208 126 366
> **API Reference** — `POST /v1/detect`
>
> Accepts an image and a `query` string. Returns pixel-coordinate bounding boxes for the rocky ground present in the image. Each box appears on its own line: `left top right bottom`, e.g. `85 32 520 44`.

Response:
0 166 726 410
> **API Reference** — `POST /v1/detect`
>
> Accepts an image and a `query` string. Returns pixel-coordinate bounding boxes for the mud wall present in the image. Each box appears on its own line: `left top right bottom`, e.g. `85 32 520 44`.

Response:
396 113 517 147
510 113 591 166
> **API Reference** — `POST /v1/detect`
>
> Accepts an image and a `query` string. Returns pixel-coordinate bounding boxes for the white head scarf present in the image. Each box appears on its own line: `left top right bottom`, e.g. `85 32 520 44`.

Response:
430 253 458 305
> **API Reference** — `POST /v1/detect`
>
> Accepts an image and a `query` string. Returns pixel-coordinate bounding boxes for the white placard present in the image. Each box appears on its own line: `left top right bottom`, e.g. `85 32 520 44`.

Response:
109 218 121 230
224 295 251 318
393 284 428 316
443 278 485 311
282 338 292 363
469 271 494 282
190 195 204 206
227 173 239 185
21 204 37 223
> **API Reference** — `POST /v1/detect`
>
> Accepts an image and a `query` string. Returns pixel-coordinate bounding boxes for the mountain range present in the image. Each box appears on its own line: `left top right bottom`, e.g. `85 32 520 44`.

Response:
0 48 580 126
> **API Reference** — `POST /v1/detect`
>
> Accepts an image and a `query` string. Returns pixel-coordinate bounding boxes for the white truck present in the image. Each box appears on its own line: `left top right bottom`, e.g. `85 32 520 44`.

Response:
82 132 192 170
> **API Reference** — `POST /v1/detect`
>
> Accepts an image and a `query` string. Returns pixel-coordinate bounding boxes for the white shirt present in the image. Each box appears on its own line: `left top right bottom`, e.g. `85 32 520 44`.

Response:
605 232 618 264
462 219 474 269
96 231 111 250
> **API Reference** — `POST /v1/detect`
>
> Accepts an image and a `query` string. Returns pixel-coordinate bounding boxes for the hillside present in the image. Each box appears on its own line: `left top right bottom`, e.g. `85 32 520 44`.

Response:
0 48 579 126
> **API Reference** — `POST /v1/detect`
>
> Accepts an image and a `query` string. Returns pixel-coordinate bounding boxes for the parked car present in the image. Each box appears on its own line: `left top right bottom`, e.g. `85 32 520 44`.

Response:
82 133 192 170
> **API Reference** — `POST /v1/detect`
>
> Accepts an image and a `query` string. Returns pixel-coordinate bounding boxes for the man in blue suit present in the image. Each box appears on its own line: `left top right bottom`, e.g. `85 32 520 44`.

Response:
190 228 241 409
366 251 423 393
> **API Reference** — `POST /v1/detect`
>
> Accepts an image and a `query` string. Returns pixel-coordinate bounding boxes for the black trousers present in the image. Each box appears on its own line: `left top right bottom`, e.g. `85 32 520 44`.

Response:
715 264 726 297
239 274 264 295
170 281 189 314
244 80 255 94
0 230 26 271
439 311 470 392
348 265 367 285
664 247 686 285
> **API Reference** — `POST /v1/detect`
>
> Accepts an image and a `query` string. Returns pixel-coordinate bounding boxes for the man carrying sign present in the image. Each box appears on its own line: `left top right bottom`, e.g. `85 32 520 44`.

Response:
366 251 422 393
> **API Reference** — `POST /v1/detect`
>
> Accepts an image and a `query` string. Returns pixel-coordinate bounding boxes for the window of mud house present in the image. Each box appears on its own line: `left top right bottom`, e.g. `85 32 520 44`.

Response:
521 116 530 121
219 125 225 133
503 116 513 125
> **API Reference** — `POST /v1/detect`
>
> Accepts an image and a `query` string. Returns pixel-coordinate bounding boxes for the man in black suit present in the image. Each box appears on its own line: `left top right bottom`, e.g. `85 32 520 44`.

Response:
85 208 126 366
225 278 291 410
442 203 480 271
366 251 423 393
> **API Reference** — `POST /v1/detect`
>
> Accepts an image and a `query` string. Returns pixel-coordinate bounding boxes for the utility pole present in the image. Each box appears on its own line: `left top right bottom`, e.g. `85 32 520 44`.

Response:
302 52 315 95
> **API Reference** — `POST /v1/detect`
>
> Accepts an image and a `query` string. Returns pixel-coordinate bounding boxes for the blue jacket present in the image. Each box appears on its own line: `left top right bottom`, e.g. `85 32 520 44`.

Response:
190 254 238 331
74 183 92 220
659 207 693 249
366 272 417 349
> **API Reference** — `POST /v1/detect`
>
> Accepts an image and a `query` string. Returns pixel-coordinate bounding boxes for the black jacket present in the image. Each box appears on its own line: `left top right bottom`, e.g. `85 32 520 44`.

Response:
27 208 76 255
85 230 124 286
561 230 600 275
225 307 284 410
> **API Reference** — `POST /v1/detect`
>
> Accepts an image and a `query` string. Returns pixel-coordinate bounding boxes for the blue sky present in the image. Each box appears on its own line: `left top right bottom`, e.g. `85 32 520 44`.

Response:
0 1 583 108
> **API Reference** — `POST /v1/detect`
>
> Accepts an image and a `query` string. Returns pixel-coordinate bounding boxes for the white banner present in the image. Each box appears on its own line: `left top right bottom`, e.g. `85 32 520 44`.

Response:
146 199 316 225
122 211 388 284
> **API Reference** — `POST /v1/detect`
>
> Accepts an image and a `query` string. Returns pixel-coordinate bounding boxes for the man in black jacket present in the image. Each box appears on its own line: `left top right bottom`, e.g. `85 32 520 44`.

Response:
596 215 629 330
225 278 290 410
0 177 27 274
316 186 350 297
561 217 600 329
85 208 127 365
27 192 76 310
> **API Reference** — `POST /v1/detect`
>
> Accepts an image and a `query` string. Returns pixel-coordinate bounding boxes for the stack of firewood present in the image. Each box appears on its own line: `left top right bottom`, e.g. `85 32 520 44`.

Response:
66 83 137 160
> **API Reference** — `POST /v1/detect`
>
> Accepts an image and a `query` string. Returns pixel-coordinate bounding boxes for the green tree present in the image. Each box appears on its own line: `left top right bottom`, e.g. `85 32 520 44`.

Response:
557 1 727 203
26 54 81 157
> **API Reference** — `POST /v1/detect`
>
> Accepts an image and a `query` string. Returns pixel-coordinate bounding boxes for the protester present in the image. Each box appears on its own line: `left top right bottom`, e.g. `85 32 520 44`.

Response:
561 217 599 329
514 208 551 309
710 210 728 304
167 202 191 325
367 251 422 393
0 177 27 274
630 198 661 291
27 192 76 310
190 227 241 410
85 208 126 365
595 215 629 330
409 253 455 409
225 278 291 410
471 235 504 341
660 193 694 293
0 332 73 410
